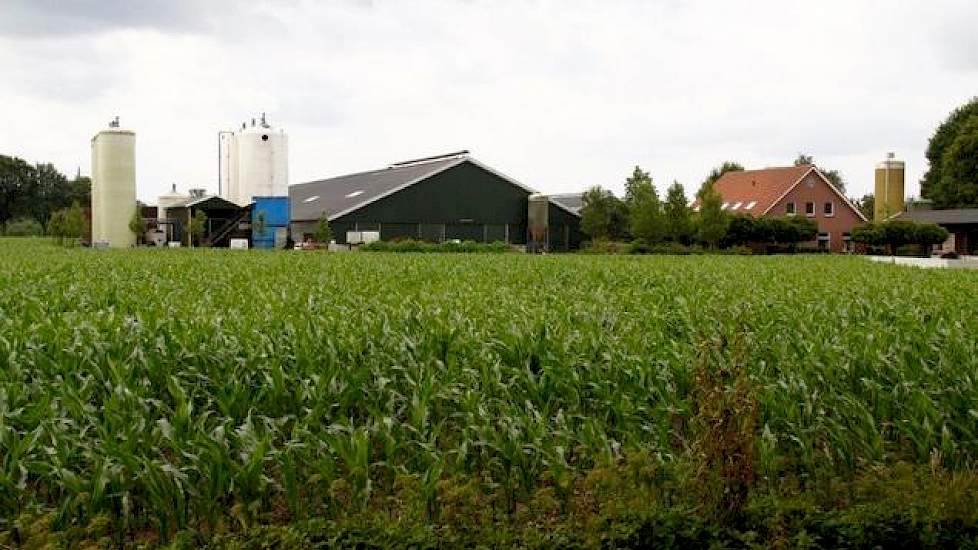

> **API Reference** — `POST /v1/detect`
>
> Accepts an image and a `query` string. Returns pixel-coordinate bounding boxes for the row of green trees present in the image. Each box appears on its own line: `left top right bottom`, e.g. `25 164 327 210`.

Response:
852 220 949 255
0 154 90 228
580 162 822 250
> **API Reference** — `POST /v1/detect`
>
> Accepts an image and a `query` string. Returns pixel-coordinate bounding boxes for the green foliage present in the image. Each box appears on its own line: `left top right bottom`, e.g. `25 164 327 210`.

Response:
187 210 207 246
361 239 511 253
855 193 875 221
853 220 950 255
694 182 728 248
129 210 147 243
623 166 664 243
1 240 977 546
921 96 978 199
0 155 90 226
663 181 693 244
315 213 333 244
579 185 628 241
723 216 819 248
702 161 744 189
253 211 268 239
930 114 978 208
46 202 86 246
3 217 44 236
795 152 846 193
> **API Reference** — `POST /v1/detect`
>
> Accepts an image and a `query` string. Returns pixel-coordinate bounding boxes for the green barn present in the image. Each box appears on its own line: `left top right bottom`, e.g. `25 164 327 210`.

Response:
289 151 583 250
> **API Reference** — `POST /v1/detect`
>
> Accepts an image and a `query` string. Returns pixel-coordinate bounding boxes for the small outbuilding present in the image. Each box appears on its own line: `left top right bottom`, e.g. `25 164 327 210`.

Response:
289 151 583 249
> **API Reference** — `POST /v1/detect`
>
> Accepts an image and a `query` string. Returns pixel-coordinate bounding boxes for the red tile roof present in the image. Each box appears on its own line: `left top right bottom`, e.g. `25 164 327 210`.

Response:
708 165 813 215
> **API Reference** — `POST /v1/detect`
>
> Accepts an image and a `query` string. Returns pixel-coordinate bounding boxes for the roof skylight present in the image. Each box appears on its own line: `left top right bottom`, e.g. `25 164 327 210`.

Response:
730 202 742 210
721 202 730 210
745 200 757 209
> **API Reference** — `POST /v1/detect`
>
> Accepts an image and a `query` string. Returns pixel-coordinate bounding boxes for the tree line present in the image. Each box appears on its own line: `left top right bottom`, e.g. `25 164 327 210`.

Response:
579 159 824 251
0 154 90 235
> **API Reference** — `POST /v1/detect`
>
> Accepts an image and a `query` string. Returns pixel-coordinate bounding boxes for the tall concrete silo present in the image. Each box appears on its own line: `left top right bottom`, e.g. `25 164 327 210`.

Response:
219 113 288 206
874 153 905 221
91 117 136 247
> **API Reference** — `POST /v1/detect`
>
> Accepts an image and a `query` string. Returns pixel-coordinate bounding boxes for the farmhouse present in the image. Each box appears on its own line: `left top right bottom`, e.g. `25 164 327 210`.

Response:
289 151 583 250
891 208 978 255
706 164 867 252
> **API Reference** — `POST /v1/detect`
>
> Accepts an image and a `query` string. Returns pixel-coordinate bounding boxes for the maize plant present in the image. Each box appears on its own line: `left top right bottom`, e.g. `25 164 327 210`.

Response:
0 239 977 540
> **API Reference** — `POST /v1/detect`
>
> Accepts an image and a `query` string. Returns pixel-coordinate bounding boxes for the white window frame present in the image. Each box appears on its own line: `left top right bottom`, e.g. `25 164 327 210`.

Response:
786 202 796 216
824 201 835 217
805 202 815 217
745 200 757 210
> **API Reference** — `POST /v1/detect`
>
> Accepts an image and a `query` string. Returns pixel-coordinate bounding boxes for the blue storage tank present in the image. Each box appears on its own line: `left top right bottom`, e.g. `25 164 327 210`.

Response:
252 196 289 249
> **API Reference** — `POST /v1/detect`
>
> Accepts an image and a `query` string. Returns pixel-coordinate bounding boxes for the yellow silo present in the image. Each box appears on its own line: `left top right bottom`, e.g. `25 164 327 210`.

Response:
874 153 904 221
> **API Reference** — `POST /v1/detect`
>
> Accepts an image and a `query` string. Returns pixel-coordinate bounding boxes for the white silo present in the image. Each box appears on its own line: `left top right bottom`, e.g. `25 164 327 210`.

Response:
219 113 288 206
157 183 189 220
91 117 136 247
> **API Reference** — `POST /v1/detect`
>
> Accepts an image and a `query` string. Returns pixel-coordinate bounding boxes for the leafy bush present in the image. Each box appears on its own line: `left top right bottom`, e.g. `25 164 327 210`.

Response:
2 217 44 236
853 220 950 255
361 239 512 253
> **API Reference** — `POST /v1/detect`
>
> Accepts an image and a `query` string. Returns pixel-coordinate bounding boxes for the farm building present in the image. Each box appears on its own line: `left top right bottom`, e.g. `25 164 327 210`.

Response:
289 152 583 250
157 195 251 247
892 209 978 255
702 164 867 252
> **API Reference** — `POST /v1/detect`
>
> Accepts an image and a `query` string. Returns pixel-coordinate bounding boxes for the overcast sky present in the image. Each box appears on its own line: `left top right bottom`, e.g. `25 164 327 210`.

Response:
1 1 976 202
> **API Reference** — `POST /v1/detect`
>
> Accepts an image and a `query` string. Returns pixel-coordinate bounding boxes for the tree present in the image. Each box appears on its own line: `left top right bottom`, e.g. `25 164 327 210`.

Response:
315 212 333 245
129 211 147 245
254 211 268 240
702 161 744 189
915 223 950 254
929 115 978 208
695 182 728 248
853 220 949 255
624 166 663 242
188 210 207 247
0 155 90 227
64 202 85 246
794 152 846 194
921 97 978 199
663 181 693 244
580 186 628 241
854 194 874 221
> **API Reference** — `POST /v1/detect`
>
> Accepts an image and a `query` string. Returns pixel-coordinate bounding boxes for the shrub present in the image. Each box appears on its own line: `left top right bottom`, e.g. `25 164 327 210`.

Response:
360 239 512 253
3 217 44 236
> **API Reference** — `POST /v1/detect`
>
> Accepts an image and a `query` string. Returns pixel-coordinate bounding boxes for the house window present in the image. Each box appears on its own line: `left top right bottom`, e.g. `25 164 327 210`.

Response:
824 202 834 216
786 202 796 215
805 202 815 217
842 232 853 253
745 200 757 210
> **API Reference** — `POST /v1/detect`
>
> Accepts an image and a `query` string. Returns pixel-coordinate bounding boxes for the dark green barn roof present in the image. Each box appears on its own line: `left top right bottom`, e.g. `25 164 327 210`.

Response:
289 154 537 222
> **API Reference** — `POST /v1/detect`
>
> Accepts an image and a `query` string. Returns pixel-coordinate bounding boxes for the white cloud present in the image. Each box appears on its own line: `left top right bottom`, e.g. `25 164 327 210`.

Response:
0 0 976 202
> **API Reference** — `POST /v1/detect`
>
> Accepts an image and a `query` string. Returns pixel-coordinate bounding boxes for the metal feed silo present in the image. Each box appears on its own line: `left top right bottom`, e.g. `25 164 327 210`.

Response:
219 113 288 206
91 117 136 247
874 152 905 221
157 183 188 221
528 194 549 252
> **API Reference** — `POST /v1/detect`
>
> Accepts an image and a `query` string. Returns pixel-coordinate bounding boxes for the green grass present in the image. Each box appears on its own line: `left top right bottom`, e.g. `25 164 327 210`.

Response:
1 239 978 547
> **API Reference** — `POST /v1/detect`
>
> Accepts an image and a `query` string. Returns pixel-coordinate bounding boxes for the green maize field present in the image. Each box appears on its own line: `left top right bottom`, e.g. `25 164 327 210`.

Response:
2 238 978 547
